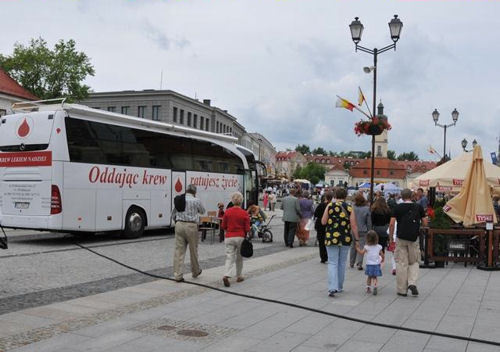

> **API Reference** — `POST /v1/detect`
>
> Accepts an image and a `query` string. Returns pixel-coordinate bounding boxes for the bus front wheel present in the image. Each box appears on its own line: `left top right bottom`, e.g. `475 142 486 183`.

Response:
123 207 145 239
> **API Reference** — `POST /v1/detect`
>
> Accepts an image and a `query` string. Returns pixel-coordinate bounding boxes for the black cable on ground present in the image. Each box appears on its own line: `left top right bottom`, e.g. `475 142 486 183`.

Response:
73 242 500 347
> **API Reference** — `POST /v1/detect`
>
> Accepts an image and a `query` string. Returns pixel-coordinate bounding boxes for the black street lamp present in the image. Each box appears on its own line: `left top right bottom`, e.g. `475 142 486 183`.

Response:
349 15 403 203
461 138 477 152
432 108 459 160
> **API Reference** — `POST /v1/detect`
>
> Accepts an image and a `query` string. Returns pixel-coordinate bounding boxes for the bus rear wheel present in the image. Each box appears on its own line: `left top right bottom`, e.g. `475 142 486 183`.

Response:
123 207 145 239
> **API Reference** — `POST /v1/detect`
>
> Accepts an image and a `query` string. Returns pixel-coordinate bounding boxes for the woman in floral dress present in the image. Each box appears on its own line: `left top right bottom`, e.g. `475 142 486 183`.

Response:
321 188 360 297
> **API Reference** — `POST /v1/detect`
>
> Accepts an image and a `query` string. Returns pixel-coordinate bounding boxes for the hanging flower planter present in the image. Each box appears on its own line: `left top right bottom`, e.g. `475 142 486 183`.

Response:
354 117 391 137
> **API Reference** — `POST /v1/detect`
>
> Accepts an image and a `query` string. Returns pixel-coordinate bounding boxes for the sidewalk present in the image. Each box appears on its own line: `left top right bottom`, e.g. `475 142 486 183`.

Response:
2 223 500 351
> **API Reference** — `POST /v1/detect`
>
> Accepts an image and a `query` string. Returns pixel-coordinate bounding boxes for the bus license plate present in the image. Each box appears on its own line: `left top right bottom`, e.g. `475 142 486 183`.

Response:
15 202 30 209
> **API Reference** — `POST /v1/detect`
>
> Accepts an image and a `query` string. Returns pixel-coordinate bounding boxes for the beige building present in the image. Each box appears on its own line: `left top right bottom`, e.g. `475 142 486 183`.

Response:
240 132 277 176
275 151 307 178
324 164 351 187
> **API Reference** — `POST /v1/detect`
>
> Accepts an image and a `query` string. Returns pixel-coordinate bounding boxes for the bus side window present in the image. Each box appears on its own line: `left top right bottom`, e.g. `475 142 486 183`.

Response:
66 117 106 164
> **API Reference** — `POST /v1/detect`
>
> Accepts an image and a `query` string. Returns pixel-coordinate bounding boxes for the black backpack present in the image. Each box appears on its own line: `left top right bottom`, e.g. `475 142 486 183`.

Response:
174 194 186 212
399 203 422 241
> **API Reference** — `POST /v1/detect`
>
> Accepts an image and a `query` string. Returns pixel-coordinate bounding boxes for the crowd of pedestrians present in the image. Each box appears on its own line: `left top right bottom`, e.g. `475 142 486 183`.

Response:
170 183 428 299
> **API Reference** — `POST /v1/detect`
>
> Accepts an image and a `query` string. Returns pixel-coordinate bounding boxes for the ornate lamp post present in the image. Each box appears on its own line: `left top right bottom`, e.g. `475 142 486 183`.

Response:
349 15 403 203
461 138 477 152
432 108 459 160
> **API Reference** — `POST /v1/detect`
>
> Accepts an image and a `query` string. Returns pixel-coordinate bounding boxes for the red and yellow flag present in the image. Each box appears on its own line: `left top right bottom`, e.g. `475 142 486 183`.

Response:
358 87 366 106
335 97 355 111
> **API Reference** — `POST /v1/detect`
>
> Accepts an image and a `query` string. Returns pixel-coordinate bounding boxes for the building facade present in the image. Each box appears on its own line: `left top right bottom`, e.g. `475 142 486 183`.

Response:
0 68 38 115
275 151 307 178
80 90 246 142
240 132 277 176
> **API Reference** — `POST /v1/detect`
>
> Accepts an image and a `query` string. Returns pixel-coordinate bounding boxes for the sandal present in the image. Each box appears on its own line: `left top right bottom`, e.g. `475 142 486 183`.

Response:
236 277 244 283
223 276 230 287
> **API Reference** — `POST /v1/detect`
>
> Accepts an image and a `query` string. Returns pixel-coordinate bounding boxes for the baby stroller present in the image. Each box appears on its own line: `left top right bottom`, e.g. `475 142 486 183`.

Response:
250 215 274 243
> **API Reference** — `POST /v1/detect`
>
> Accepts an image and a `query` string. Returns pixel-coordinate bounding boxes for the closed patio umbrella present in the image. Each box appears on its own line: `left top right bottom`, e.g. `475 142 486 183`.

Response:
444 145 497 226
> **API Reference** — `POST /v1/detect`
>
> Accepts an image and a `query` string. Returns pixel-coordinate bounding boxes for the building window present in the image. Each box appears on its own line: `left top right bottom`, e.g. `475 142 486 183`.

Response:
187 112 191 126
180 109 184 124
137 106 146 118
152 105 160 121
193 114 197 128
377 170 381 175
363 170 368 175
206 120 210 131
216 121 219 133
107 106 116 112
377 145 382 157
173 107 178 123
92 107 101 110
121 106 129 115
200 116 204 130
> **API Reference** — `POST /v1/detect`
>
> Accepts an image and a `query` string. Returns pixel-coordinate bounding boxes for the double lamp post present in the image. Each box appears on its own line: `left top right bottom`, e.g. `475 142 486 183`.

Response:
349 15 403 203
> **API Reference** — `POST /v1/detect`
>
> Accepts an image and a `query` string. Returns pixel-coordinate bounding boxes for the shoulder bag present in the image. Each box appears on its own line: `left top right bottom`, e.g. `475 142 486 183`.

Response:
240 235 253 258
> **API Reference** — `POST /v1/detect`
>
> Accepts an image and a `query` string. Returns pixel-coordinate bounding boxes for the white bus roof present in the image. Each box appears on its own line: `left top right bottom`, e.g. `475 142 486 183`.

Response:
10 100 238 144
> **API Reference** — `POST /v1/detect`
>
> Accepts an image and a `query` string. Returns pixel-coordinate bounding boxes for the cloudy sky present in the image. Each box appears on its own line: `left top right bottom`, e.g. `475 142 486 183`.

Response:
2 0 499 161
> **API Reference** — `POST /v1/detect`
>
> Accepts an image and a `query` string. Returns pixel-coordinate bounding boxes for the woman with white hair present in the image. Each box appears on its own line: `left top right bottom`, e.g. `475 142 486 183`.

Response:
221 192 250 287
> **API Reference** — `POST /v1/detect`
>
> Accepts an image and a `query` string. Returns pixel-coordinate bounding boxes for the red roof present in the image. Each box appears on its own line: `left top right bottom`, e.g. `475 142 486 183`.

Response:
0 68 38 100
350 158 407 179
276 151 301 161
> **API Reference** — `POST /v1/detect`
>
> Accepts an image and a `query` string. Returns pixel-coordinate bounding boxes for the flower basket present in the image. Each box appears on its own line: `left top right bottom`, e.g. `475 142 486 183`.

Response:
354 117 391 137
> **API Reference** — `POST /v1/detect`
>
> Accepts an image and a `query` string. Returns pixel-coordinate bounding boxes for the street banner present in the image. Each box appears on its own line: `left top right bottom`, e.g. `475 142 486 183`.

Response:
491 152 498 165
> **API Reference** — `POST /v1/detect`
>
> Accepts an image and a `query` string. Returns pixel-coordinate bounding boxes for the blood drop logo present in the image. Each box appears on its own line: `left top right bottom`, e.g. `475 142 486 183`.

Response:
175 178 183 193
16 117 33 138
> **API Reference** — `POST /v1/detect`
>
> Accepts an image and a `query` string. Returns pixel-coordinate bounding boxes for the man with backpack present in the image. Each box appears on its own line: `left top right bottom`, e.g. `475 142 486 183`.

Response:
388 189 427 297
172 184 205 282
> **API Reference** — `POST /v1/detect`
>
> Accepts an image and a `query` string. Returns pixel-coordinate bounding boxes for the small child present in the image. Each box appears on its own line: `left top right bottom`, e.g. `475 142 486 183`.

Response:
217 202 225 243
356 230 384 295
247 205 263 239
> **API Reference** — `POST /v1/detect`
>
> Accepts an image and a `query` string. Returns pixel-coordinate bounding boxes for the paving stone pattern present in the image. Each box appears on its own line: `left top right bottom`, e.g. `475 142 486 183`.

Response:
0 241 287 315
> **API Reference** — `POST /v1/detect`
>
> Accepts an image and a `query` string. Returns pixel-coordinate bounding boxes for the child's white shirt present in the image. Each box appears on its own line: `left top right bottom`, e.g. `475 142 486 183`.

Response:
365 244 383 265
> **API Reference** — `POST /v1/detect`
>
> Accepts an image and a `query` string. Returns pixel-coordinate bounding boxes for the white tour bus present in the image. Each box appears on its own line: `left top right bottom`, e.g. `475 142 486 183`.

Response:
0 100 261 238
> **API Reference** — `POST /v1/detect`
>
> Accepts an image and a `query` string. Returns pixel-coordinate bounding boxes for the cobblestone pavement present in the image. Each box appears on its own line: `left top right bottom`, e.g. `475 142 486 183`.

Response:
3 244 500 352
0 211 286 312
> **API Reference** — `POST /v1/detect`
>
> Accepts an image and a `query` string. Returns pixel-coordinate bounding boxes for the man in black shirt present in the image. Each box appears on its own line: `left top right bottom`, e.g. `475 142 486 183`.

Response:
389 189 427 297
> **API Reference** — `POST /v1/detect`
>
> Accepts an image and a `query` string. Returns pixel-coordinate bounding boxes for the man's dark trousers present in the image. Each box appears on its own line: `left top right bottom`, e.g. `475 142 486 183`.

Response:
284 221 297 247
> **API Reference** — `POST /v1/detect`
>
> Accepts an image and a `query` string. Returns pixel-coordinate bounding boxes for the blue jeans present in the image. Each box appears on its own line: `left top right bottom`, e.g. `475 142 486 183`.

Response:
326 245 350 293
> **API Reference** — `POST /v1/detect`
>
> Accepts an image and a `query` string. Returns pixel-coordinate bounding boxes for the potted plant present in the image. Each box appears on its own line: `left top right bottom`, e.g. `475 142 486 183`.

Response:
354 117 392 136
429 206 453 267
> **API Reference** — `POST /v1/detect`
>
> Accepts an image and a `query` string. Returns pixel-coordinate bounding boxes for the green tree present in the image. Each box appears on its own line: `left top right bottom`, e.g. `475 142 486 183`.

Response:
0 37 95 102
397 152 419 161
387 150 396 160
295 144 311 155
312 147 327 155
293 162 326 184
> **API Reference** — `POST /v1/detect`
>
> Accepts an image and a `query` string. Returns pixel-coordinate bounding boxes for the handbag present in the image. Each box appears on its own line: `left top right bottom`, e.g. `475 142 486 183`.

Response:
304 218 313 231
240 236 253 258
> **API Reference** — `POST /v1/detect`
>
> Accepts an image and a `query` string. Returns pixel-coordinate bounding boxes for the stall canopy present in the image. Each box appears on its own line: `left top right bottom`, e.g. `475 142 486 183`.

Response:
358 182 371 189
413 151 500 193
444 146 498 226
375 183 401 194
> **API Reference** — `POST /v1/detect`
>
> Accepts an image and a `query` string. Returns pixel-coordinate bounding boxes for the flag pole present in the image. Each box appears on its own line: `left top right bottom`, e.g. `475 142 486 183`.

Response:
336 95 371 119
359 87 373 118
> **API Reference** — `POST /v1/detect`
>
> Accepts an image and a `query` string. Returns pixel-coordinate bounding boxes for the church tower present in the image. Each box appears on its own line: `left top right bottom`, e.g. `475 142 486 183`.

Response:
375 102 388 158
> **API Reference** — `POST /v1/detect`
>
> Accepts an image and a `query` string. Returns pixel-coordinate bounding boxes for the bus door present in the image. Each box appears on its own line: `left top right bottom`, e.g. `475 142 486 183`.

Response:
171 171 185 222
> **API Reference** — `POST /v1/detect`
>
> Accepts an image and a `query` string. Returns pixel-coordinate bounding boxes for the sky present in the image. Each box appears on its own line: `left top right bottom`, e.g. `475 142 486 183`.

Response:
1 0 499 162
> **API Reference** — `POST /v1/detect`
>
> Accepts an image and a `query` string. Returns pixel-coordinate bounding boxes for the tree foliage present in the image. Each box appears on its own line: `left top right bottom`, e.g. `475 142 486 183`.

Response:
387 150 396 160
295 144 311 155
312 147 327 155
0 37 95 102
293 162 326 185
397 152 419 161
